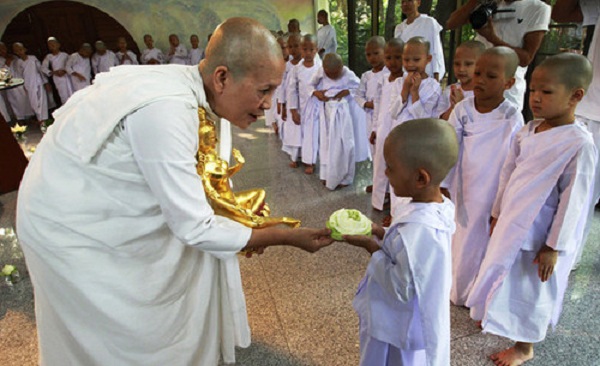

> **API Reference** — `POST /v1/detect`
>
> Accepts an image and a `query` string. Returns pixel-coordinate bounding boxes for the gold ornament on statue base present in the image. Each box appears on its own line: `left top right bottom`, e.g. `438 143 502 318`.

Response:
196 107 301 230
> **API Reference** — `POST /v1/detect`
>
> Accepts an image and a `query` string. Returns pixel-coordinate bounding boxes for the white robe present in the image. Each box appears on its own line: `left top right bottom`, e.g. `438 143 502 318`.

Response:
66 52 92 92
372 75 402 210
390 77 442 217
92 51 118 75
354 198 455 366
442 97 523 305
355 68 387 157
394 15 446 79
17 65 252 365
281 60 304 160
317 24 337 55
41 51 73 104
5 57 34 120
16 55 48 121
435 82 474 119
141 47 165 65
116 50 139 65
466 120 597 342
167 44 189 65
189 48 204 65
0 55 12 122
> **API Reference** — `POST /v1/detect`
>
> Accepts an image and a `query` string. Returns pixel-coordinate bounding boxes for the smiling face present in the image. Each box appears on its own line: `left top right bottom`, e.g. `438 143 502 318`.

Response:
529 66 576 123
453 46 478 87
473 53 512 104
365 43 385 70
215 56 285 129
384 44 403 76
402 42 431 75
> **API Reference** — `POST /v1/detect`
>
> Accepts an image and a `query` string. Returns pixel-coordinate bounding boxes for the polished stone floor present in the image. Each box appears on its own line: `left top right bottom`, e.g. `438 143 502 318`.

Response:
1 122 599 365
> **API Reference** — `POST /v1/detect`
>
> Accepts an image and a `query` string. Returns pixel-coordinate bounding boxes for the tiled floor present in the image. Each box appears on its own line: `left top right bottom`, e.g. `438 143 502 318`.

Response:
1 122 599 365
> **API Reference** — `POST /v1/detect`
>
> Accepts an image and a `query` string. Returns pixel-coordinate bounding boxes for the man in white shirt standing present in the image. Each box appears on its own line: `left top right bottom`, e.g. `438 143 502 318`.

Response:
317 9 337 59
17 17 333 366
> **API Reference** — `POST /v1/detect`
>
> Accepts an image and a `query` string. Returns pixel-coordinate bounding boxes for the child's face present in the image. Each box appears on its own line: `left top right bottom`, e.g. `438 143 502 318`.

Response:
13 44 26 58
118 39 127 51
48 40 60 53
169 36 179 47
288 38 301 59
324 65 343 80
384 45 403 75
301 40 317 62
191 36 199 48
365 44 384 69
383 141 414 198
144 36 153 48
529 66 575 121
453 46 478 86
402 43 431 75
79 47 92 58
278 39 289 60
473 53 512 102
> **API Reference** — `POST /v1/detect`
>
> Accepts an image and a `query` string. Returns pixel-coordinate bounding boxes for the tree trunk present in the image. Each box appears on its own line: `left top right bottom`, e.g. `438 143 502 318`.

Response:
419 0 433 15
385 0 397 40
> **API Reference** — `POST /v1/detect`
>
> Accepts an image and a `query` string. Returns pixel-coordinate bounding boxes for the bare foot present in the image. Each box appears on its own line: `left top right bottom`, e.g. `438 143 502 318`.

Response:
365 185 373 193
490 343 533 366
476 320 482 329
289 161 298 168
304 165 314 175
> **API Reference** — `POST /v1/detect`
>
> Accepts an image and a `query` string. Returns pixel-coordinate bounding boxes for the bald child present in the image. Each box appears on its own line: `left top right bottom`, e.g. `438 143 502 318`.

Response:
466 53 596 366
345 118 458 366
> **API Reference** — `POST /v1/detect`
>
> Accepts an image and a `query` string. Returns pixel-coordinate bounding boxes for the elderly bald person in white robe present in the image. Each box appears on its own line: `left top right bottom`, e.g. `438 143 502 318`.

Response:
17 17 333 366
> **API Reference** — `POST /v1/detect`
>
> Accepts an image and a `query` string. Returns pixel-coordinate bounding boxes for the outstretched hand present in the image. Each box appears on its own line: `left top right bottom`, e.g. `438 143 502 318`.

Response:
533 245 558 282
290 227 334 253
343 234 380 254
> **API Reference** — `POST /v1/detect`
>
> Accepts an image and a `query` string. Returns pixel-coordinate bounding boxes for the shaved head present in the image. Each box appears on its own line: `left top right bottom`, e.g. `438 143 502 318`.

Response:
406 36 430 55
385 119 458 184
302 33 317 46
482 46 519 78
366 36 385 49
385 38 404 52
457 40 485 56
202 17 282 80
323 53 343 70
537 52 593 91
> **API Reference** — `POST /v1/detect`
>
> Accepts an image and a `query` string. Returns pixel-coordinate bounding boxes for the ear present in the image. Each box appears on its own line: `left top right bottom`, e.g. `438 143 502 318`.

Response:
571 87 585 103
504 76 515 91
415 167 431 188
426 54 433 64
212 65 230 95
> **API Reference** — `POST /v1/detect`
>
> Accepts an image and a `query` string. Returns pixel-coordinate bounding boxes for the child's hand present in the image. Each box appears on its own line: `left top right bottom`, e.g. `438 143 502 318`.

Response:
277 103 282 115
282 108 287 121
313 90 329 102
291 109 301 125
450 85 465 105
402 74 413 90
369 131 376 145
371 223 385 240
410 72 422 94
440 187 451 200
533 245 558 282
489 216 498 236
343 234 380 254
333 90 350 100
364 101 374 110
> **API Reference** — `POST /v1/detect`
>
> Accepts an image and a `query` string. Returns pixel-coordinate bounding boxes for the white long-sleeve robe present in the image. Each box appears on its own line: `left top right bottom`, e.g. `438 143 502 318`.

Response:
390 77 441 216
141 47 165 64
317 24 337 55
4 57 34 120
41 51 73 104
16 55 48 121
189 48 204 66
355 68 387 157
0 55 13 122
281 60 304 160
17 65 253 365
466 120 597 342
66 52 92 92
354 198 455 366
167 44 189 65
435 82 474 119
394 15 446 79
116 50 139 65
372 75 403 210
92 51 118 75
442 97 523 305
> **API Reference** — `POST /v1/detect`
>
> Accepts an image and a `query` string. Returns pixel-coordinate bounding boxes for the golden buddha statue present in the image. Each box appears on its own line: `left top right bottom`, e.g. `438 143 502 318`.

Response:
196 107 300 229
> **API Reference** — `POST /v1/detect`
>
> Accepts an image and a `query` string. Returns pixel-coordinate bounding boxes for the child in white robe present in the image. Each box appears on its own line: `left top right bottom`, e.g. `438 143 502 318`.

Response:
307 53 364 190
41 37 73 104
67 44 93 93
13 42 49 123
442 47 524 306
345 118 458 366
394 0 445 80
0 42 18 122
1 43 33 121
438 40 484 120
287 34 321 174
92 41 118 75
466 53 597 366
389 37 442 221
355 36 386 193
116 37 139 66
167 34 189 65
281 33 304 164
189 34 203 66
372 38 404 211
140 34 165 65
265 35 289 133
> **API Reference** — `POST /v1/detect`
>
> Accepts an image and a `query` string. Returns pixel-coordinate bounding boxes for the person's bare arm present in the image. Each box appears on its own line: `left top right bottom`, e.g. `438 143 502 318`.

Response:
447 0 479 29
477 23 546 67
244 227 333 253
551 0 583 23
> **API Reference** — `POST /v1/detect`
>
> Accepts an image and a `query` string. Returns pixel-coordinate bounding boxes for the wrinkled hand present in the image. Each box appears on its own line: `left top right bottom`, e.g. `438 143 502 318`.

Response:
291 228 334 253
291 109 301 125
364 101 374 110
369 131 376 145
533 245 558 282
